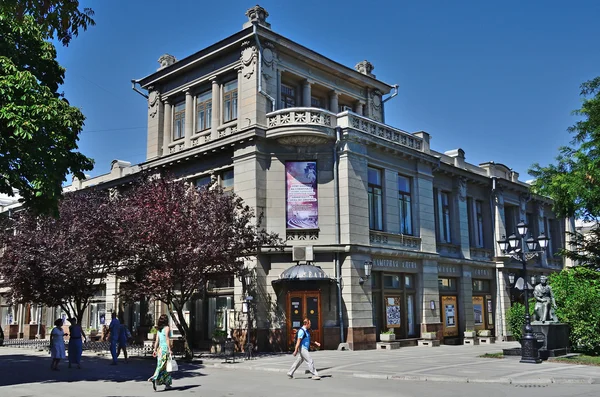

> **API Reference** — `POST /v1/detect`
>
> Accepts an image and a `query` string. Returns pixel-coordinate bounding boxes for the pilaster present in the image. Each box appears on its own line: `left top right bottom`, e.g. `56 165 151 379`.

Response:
184 89 193 149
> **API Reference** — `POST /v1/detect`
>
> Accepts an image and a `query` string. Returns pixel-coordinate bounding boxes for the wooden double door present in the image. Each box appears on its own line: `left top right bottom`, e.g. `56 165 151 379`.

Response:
286 291 321 350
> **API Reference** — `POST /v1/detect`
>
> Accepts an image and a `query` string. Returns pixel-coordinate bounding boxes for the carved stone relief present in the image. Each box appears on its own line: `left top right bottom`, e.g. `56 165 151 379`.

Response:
148 90 160 118
241 40 257 79
369 89 383 122
157 54 176 70
456 177 467 202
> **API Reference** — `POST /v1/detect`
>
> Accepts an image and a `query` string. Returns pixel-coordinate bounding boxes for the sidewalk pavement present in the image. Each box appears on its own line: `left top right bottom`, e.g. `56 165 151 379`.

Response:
200 341 600 385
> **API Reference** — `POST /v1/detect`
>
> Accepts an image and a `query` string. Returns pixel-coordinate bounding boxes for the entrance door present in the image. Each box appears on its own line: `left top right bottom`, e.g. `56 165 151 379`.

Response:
287 291 321 350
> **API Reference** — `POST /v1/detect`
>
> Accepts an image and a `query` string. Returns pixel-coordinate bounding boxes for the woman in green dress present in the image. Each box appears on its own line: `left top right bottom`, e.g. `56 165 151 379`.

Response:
148 314 173 391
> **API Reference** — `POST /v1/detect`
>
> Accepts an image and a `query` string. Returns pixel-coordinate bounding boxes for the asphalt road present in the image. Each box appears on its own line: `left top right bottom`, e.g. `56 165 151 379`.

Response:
0 348 598 397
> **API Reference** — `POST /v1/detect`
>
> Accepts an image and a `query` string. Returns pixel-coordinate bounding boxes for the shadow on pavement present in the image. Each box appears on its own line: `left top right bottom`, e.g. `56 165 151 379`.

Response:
0 353 205 388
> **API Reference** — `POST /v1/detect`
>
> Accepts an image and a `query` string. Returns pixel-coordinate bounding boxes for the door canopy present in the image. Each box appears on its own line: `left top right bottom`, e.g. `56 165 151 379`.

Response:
272 264 334 284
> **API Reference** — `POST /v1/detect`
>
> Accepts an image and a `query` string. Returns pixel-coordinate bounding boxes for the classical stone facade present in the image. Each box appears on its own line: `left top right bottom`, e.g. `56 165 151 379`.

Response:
1 6 570 350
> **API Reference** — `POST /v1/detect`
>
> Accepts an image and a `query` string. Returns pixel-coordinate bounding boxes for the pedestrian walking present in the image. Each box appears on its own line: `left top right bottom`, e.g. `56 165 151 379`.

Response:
287 318 321 380
68 317 87 369
106 311 120 365
147 314 173 391
49 318 66 371
117 315 130 363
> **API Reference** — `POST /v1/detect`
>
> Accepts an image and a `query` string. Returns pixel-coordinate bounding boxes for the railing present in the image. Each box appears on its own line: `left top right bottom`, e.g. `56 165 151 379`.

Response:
338 112 423 151
217 121 238 138
266 107 336 129
369 231 421 250
470 247 494 261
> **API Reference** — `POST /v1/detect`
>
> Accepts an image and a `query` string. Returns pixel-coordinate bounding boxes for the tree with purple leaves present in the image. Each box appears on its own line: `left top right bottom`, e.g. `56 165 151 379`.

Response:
0 189 125 324
117 175 282 358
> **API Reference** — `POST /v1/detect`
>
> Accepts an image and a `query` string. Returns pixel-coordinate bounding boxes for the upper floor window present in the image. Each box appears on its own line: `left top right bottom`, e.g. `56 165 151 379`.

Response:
439 191 452 243
311 96 322 108
281 84 296 108
223 80 238 122
339 104 353 113
475 200 484 247
368 167 383 231
221 169 234 192
174 102 185 140
398 175 412 235
196 91 212 132
194 175 211 190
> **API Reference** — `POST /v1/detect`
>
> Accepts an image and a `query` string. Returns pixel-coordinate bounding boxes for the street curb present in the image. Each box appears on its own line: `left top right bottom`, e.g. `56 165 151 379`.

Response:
202 362 600 385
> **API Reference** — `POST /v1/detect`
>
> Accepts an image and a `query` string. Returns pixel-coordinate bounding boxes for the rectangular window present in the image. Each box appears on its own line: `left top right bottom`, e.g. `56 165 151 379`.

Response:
398 175 413 235
221 169 234 191
505 206 517 238
196 91 212 131
383 275 401 289
223 80 238 122
475 200 484 248
472 279 491 292
438 277 457 291
173 102 185 140
440 191 451 243
368 167 383 231
281 84 296 108
194 175 212 190
310 96 322 108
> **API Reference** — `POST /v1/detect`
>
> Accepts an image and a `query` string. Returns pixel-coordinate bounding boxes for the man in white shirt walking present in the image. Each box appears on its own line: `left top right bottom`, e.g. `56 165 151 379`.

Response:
287 318 321 380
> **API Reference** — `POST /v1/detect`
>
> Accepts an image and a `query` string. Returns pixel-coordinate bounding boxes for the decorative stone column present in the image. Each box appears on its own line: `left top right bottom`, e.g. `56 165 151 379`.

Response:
329 90 339 113
184 89 193 149
454 176 470 259
354 100 365 115
162 99 172 156
302 80 312 107
210 76 220 140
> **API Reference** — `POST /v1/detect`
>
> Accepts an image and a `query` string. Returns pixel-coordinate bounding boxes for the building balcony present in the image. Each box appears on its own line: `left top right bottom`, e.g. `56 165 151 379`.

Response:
470 247 494 261
369 231 421 251
266 107 336 146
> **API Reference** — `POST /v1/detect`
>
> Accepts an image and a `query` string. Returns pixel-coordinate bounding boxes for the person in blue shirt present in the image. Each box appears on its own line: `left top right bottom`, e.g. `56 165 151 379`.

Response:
287 318 321 380
107 312 120 365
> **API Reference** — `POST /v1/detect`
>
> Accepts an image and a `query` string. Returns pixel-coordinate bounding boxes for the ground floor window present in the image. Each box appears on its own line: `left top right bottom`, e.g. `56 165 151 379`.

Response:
372 271 417 339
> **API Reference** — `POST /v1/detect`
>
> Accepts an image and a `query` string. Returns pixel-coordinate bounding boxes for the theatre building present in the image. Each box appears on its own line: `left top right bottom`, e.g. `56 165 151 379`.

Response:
1 5 571 350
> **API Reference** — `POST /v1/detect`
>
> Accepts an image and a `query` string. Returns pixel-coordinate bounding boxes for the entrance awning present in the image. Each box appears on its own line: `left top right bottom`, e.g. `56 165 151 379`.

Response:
272 264 335 285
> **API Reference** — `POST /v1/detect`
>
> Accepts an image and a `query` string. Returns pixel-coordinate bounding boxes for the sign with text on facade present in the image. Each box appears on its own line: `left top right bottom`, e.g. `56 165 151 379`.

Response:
373 258 418 270
286 161 318 229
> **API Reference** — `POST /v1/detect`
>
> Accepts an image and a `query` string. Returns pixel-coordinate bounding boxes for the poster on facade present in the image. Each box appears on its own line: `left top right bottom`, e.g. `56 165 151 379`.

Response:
472 296 484 330
286 161 318 229
385 296 401 328
445 304 455 326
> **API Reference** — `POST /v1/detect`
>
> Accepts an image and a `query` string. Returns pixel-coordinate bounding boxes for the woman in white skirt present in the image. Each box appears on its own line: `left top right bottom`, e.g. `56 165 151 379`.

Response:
50 318 66 370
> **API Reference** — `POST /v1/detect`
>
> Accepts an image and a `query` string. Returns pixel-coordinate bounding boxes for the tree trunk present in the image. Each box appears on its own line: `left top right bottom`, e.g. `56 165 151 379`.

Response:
168 304 193 360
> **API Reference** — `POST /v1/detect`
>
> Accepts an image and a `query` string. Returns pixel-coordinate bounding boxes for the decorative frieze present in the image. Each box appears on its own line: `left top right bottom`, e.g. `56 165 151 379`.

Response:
470 247 493 261
286 230 319 241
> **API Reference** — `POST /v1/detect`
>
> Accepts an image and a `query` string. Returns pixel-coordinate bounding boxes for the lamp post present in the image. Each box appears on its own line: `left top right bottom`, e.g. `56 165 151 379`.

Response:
497 221 549 364
359 261 373 285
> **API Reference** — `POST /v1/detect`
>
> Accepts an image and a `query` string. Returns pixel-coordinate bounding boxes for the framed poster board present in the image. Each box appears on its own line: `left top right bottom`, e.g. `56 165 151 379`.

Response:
385 296 401 329
285 161 318 229
441 296 458 337
486 295 494 329
472 296 485 331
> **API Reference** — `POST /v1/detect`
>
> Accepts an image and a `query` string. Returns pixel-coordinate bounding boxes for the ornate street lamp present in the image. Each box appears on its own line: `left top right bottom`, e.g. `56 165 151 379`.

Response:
497 221 548 364
360 261 373 285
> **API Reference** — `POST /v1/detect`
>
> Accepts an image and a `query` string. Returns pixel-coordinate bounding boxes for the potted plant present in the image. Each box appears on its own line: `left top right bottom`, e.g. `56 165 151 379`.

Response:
380 329 396 342
210 329 228 353
463 329 476 338
147 326 158 341
478 330 492 337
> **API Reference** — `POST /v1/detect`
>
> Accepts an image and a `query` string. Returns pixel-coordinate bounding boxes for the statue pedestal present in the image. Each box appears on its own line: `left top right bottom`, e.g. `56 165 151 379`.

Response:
531 323 570 359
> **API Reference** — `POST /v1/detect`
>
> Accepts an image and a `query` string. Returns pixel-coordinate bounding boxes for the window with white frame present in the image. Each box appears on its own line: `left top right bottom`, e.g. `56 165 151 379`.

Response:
368 167 383 231
173 102 185 140
223 80 238 122
398 175 413 235
196 91 212 132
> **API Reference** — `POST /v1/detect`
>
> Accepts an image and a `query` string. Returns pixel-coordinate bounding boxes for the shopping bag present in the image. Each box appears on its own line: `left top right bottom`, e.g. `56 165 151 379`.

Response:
166 357 178 372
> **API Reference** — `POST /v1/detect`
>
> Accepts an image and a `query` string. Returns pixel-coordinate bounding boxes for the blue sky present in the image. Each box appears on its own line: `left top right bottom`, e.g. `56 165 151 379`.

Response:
56 0 600 181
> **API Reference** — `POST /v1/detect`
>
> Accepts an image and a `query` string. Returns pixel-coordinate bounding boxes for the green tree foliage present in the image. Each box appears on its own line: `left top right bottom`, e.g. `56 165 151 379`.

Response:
529 77 600 222
0 2 95 215
549 267 600 355
505 302 535 343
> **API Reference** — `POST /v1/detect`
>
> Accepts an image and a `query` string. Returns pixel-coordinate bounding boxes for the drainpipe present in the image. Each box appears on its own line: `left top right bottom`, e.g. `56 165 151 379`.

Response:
131 80 149 99
490 176 504 340
334 126 344 343
252 24 276 112
382 84 399 103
